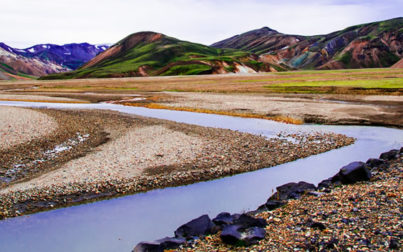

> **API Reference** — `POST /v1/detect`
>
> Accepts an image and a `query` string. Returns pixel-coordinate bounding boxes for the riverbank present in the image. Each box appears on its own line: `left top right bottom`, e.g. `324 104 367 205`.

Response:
0 107 355 219
177 151 402 251
118 92 403 128
1 91 401 127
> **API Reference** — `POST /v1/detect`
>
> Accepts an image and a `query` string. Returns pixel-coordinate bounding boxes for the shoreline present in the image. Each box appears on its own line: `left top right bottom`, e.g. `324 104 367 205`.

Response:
179 150 403 251
0 107 354 219
133 149 402 251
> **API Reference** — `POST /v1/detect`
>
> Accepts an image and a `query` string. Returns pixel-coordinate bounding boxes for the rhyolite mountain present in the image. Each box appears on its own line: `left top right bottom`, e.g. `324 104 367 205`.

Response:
212 17 403 69
41 17 402 80
42 32 281 79
0 42 109 71
0 45 69 80
211 27 305 55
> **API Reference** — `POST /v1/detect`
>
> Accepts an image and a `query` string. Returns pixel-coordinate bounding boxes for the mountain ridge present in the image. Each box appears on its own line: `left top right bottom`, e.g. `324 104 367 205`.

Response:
0 42 109 80
213 17 403 69
35 17 403 80
43 31 285 79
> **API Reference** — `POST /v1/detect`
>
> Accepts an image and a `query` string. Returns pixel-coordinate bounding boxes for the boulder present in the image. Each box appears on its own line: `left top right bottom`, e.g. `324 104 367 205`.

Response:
133 237 185 252
174 214 214 239
379 149 399 160
366 158 386 168
212 212 236 226
220 225 266 246
263 199 286 211
318 178 333 190
270 181 316 201
337 162 371 184
234 214 267 228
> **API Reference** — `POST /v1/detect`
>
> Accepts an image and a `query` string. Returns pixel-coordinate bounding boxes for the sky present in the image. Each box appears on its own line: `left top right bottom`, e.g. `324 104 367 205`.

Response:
1 0 402 48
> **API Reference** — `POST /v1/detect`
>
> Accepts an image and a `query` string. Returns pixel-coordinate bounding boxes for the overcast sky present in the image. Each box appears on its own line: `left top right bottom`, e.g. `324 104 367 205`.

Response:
1 0 402 48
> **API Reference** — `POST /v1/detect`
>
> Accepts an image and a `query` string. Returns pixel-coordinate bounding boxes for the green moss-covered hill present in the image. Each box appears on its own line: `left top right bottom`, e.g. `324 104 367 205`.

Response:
42 32 285 79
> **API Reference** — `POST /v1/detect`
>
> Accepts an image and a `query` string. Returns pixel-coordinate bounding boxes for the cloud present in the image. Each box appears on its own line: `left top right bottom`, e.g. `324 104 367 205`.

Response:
0 0 401 48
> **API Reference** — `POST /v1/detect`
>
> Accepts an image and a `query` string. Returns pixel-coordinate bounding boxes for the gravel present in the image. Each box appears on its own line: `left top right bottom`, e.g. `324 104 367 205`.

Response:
0 108 354 218
0 107 58 150
179 155 403 251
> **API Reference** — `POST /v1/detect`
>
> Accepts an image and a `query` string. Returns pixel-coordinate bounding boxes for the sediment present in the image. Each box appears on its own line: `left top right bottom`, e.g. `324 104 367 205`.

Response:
0 108 354 219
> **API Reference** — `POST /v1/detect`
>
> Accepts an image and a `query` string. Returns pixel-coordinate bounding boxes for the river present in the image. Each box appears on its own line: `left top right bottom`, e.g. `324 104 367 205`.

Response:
0 101 402 252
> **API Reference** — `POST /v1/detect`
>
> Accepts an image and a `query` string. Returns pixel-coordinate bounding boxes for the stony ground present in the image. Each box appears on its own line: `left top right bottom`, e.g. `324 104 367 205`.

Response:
147 92 403 127
180 155 403 251
0 107 354 218
0 107 58 150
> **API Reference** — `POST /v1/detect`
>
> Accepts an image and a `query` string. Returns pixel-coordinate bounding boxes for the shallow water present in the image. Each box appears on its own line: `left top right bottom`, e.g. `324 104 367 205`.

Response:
0 101 402 252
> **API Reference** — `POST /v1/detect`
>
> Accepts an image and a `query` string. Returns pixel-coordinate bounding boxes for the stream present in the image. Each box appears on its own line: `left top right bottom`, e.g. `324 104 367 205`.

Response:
0 101 402 252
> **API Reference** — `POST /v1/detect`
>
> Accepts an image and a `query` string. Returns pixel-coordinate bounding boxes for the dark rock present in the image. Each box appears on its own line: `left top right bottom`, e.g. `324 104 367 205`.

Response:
220 225 242 245
318 178 333 189
337 162 371 184
264 199 286 210
220 225 266 246
325 238 339 249
307 220 326 230
157 237 186 249
133 237 186 252
379 149 399 160
389 238 400 249
366 158 386 168
234 214 267 228
133 241 162 252
256 204 268 212
174 215 214 239
212 212 235 226
270 181 316 201
400 147 403 154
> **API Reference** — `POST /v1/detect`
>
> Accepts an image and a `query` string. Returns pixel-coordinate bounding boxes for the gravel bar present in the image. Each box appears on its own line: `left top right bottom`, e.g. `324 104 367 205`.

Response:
0 108 354 219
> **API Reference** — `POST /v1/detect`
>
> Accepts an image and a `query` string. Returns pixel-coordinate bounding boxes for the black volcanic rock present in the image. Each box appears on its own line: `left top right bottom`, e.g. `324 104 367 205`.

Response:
336 162 371 184
269 181 317 201
379 149 399 160
174 214 214 239
133 237 186 252
220 225 266 246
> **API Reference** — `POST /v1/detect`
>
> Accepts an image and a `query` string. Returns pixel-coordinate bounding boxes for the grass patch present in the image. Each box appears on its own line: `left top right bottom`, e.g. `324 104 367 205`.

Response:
263 78 403 89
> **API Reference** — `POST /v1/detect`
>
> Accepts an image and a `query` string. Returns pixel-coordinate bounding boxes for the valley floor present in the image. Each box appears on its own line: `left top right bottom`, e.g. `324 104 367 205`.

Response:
0 70 401 217
0 106 353 218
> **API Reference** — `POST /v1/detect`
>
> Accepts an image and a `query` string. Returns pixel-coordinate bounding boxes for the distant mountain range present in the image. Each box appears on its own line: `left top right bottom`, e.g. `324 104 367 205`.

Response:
43 32 279 79
2 17 401 80
0 43 108 79
43 17 402 80
213 17 402 70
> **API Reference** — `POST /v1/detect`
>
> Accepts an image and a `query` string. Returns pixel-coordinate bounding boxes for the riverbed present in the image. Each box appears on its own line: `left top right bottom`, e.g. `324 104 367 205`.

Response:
0 101 402 252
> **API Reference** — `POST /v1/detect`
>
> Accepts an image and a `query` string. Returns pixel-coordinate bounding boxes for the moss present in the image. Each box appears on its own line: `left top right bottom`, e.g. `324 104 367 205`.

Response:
224 65 235 73
338 51 352 66
160 64 212 76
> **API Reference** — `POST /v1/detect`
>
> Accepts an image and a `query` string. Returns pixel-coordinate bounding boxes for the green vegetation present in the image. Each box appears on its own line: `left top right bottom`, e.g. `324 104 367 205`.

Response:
338 51 352 66
160 64 212 76
224 65 235 72
274 68 402 75
264 77 403 89
43 34 254 79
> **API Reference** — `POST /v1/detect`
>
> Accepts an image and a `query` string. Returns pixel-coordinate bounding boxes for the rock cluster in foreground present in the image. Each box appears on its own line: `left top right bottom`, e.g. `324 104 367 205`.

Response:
133 148 402 251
